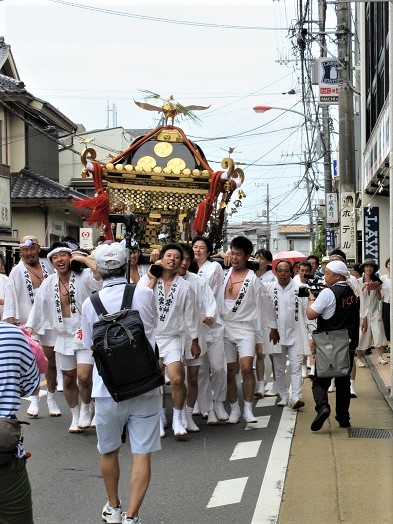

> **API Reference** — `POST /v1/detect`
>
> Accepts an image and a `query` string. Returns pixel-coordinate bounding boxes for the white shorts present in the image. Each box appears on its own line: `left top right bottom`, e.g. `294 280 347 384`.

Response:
57 348 94 371
95 393 162 454
224 337 255 363
39 330 56 347
157 337 184 366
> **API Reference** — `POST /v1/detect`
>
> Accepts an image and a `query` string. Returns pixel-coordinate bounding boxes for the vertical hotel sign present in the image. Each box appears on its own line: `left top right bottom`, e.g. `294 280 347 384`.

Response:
340 192 356 261
318 58 339 106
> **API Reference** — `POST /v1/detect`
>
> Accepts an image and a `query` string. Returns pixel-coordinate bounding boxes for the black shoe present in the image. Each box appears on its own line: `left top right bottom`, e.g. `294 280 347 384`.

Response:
335 416 351 428
364 348 372 355
311 405 330 432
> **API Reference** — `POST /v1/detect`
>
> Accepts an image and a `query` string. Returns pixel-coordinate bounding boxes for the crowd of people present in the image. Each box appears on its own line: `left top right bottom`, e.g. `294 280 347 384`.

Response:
0 234 390 523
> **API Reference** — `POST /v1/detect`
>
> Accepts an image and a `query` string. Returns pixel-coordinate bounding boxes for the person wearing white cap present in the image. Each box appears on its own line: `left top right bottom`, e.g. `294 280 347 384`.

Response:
3 235 58 418
81 242 162 524
25 241 102 433
306 260 359 431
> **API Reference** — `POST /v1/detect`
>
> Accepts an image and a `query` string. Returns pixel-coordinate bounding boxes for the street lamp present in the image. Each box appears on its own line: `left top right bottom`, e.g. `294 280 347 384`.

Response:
253 105 313 123
253 104 317 251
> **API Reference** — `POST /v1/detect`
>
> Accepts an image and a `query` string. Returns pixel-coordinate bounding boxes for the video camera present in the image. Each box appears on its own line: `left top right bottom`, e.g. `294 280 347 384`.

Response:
298 274 326 298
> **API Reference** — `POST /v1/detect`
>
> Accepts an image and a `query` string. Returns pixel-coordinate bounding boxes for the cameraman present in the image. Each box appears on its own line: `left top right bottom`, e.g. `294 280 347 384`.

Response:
306 260 359 432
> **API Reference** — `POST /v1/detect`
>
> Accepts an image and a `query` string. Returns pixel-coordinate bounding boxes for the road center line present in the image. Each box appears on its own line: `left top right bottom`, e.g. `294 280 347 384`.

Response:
251 407 297 523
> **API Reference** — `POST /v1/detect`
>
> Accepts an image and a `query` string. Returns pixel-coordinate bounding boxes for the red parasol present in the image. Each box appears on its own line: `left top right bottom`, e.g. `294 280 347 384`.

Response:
272 250 307 272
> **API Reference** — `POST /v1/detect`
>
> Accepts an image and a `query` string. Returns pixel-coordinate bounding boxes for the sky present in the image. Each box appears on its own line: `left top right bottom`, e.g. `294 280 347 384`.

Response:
1 0 338 225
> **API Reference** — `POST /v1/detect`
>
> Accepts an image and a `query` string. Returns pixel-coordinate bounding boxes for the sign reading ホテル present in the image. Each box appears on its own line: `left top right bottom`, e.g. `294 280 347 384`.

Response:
340 192 356 261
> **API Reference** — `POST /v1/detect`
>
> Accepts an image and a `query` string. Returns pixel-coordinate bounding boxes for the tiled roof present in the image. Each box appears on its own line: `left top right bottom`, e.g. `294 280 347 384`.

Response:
279 224 309 234
11 170 86 200
0 73 25 93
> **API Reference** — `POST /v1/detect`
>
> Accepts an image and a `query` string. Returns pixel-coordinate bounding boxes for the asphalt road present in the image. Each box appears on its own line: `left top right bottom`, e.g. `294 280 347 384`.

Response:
20 370 293 524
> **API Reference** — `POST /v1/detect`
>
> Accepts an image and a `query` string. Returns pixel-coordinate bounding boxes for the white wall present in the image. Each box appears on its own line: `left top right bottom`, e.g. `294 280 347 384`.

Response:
59 127 134 187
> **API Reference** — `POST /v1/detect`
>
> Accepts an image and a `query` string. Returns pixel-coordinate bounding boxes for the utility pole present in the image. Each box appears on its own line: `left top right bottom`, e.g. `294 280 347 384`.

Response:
318 0 333 195
266 183 270 250
305 152 315 252
336 1 356 262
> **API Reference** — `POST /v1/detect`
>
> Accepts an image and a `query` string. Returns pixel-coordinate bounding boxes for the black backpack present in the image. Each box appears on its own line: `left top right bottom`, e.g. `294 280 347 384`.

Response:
90 284 164 402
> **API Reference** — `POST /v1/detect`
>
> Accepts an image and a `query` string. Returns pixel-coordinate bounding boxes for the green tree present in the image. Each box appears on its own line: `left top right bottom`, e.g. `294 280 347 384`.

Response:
313 228 326 260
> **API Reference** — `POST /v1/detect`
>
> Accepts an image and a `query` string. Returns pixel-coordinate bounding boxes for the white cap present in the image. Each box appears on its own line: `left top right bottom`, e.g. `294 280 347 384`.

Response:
326 260 349 277
94 242 126 269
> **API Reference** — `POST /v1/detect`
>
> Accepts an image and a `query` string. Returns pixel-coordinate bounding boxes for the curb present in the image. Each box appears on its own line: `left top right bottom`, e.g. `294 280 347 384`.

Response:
365 353 393 413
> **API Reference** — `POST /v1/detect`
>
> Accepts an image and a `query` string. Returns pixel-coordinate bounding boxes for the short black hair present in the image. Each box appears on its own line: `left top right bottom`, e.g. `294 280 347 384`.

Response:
178 243 195 262
307 254 320 265
159 243 183 261
191 236 213 256
298 261 312 270
254 248 273 263
230 236 253 257
352 263 362 275
48 241 71 258
329 248 347 262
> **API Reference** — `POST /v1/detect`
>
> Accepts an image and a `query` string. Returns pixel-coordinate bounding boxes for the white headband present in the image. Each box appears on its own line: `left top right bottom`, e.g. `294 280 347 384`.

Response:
19 238 39 248
47 247 72 260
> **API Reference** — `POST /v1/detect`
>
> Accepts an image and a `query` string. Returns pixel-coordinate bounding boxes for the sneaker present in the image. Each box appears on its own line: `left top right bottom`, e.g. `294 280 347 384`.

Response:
47 391 61 417
121 514 140 523
102 502 122 523
378 356 388 365
356 360 366 368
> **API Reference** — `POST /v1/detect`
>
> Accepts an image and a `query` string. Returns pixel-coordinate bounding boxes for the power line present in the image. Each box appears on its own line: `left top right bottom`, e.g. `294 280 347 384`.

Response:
48 0 288 30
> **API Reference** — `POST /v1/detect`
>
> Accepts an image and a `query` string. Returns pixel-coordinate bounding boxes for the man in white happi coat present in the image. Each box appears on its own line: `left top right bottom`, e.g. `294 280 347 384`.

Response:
177 243 222 432
222 236 279 424
191 236 228 422
3 235 59 418
139 243 201 439
264 260 310 410
25 242 102 433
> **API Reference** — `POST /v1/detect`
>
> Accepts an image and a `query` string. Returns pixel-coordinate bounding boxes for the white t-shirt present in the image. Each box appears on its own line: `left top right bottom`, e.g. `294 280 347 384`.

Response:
381 274 391 304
